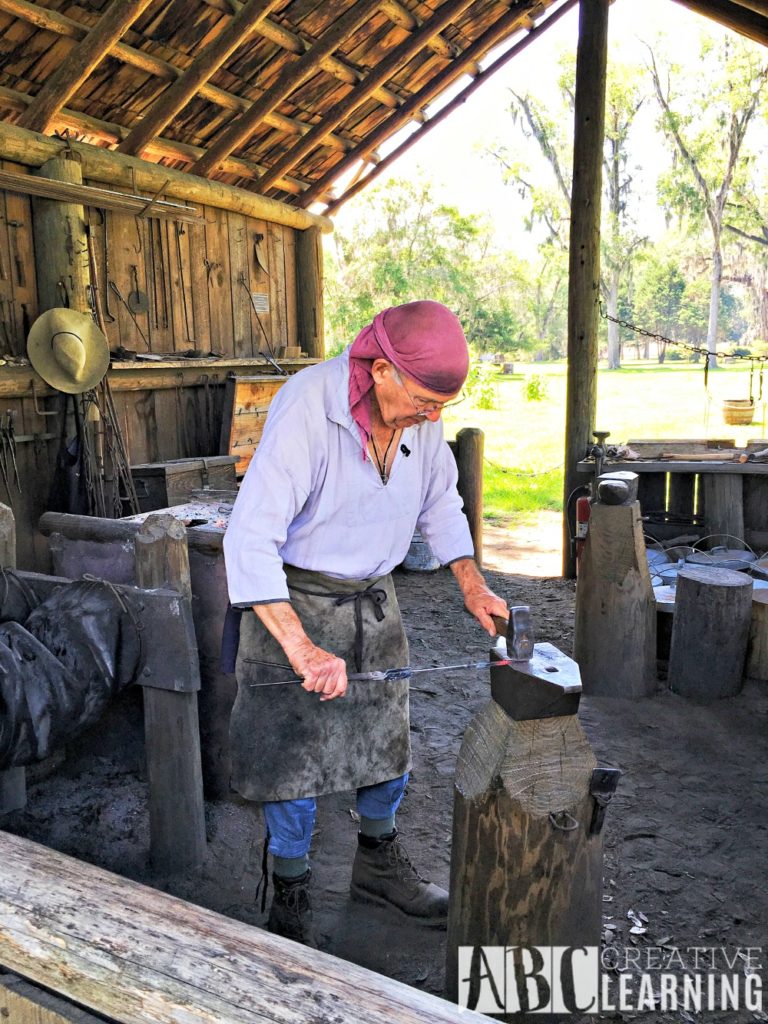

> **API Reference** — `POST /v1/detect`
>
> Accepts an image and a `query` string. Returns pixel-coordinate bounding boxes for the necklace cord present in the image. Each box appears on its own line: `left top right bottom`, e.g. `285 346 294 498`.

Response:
371 430 396 483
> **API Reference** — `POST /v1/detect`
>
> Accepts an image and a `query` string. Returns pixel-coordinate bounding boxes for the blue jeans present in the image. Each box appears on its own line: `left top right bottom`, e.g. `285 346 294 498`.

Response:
263 773 409 858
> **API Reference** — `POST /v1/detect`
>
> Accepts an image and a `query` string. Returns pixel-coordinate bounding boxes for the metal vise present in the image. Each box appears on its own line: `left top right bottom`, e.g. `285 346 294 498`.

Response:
489 605 582 720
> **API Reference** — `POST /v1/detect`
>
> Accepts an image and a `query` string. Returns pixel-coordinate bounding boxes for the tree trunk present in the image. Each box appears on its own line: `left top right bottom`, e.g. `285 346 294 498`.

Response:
707 243 722 370
606 271 621 369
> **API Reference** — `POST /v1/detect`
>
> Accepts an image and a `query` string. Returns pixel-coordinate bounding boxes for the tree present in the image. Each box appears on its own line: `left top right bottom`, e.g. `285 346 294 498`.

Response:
649 37 768 368
492 56 647 368
633 253 686 360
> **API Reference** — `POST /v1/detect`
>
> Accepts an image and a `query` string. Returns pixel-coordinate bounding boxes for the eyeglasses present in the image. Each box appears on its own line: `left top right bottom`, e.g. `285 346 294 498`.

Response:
391 368 466 416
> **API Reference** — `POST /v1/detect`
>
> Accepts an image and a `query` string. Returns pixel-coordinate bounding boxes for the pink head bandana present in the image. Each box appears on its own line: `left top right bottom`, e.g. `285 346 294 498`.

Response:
348 300 469 449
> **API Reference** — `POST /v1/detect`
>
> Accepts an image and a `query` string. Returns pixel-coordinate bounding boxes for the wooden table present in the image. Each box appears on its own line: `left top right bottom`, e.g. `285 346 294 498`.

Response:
577 457 768 550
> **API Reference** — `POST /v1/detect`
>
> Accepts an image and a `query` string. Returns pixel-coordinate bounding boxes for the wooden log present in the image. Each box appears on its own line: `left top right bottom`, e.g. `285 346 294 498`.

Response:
31 157 90 314
701 473 744 542
562 0 609 578
446 700 601 1009
0 500 25 813
746 590 768 684
17 0 156 134
455 427 483 567
0 122 331 232
573 500 657 697
0 973 105 1024
134 514 206 874
668 565 752 700
296 226 325 359
0 831 487 1024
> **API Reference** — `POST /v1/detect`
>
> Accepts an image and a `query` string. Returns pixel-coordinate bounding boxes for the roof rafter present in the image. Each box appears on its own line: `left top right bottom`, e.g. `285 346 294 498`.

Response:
253 0 478 194
192 0 385 178
671 0 768 47
321 0 578 213
300 0 547 206
199 0 405 109
118 0 282 156
0 0 357 152
0 84 310 195
17 0 156 134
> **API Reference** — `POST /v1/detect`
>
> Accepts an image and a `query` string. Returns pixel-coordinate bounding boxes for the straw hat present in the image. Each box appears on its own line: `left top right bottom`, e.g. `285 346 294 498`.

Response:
27 308 110 394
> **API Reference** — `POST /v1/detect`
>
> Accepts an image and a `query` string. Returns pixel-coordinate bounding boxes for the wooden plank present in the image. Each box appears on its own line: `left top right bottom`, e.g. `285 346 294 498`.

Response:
219 376 286 475
0 831 486 1024
227 211 252 358
134 514 206 875
203 206 234 357
249 218 273 356
742 475 767 538
3 163 39 354
108 210 149 353
187 215 211 352
702 473 744 542
168 220 196 351
267 220 288 355
144 217 174 354
283 225 298 348
296 225 324 358
0 974 105 1024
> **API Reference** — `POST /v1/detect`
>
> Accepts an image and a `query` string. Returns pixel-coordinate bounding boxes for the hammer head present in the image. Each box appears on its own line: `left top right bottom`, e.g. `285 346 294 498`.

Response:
491 605 535 661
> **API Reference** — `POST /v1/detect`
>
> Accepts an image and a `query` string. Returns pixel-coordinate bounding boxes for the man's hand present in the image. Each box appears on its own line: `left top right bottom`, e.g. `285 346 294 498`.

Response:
285 637 348 702
253 601 348 701
450 558 508 636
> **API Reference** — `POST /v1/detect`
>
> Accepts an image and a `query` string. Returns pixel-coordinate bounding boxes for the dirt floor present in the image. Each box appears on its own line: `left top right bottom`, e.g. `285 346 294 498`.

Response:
2 520 767 1022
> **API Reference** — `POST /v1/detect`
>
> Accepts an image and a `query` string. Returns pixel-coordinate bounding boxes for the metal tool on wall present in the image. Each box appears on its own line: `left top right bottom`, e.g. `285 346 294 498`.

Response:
109 281 150 350
128 264 148 315
174 221 193 343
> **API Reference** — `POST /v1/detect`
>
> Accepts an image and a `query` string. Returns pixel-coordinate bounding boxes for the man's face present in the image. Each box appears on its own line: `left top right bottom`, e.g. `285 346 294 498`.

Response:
373 362 463 429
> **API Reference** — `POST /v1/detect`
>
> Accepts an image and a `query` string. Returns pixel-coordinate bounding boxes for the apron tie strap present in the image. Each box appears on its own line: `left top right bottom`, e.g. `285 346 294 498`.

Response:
332 585 388 672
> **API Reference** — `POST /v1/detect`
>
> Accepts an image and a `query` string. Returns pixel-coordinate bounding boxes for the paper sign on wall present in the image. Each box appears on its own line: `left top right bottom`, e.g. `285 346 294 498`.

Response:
251 292 270 312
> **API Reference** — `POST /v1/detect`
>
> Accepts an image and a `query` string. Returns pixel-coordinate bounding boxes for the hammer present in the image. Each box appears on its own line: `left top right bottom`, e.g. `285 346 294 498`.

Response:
491 605 535 661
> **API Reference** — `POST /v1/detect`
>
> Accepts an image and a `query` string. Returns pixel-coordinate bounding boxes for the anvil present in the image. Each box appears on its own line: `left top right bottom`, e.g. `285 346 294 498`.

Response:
489 636 582 720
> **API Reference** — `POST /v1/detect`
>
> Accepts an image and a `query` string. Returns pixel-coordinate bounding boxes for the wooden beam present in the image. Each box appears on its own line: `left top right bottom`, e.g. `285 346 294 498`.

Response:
0 85 309 196
0 831 489 1024
671 0 768 47
253 0 477 193
119 0 282 157
562 0 609 578
198 0 404 109
0 122 332 232
312 0 576 212
17 0 156 134
380 0 461 59
0 0 354 151
32 157 91 315
191 0 385 177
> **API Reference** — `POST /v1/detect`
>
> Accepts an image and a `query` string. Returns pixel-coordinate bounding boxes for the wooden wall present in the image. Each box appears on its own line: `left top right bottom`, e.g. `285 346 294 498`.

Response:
0 161 307 570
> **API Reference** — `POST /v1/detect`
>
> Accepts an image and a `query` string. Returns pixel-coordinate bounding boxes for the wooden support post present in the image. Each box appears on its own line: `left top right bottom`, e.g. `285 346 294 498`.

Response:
746 591 768 684
134 513 206 874
573 499 657 697
455 427 483 566
0 831 487 1024
0 501 25 813
668 565 752 700
31 157 90 314
702 473 744 542
446 701 601 1007
296 225 324 358
562 0 609 578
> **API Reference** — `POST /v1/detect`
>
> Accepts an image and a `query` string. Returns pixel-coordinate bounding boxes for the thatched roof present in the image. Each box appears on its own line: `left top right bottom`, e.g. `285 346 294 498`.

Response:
0 0 765 215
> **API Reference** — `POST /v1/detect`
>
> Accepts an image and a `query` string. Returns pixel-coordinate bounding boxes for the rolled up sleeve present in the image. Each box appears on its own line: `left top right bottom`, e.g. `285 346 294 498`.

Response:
416 439 474 565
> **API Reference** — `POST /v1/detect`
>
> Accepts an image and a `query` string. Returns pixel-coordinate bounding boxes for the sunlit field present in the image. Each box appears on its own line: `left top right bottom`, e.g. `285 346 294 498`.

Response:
443 361 766 523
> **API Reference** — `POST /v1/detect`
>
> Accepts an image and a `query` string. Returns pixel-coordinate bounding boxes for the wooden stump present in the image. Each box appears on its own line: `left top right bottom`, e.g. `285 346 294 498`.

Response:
446 701 601 1018
455 427 483 567
134 514 206 874
745 590 768 684
573 500 657 697
668 565 752 700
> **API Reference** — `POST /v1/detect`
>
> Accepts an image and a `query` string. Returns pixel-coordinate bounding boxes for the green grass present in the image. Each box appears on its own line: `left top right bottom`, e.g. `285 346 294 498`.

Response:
443 360 767 523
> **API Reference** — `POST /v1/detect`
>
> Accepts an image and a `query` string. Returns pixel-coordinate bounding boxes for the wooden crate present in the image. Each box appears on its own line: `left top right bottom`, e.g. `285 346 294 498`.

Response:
219 375 287 476
131 456 238 512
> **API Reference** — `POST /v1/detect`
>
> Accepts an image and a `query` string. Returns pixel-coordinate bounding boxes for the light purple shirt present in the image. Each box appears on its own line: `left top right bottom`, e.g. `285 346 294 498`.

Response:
223 348 474 605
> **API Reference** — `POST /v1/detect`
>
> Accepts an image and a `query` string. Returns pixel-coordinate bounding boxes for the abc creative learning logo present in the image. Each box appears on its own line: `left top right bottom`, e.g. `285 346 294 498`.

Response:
458 945 764 1015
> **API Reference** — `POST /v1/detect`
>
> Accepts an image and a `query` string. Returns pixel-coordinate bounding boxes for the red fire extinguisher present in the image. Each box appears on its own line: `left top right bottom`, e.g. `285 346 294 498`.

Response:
575 495 592 572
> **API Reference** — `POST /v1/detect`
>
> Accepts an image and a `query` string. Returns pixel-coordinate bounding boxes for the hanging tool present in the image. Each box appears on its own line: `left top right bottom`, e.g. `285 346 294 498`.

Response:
109 281 150 350
0 414 10 498
100 210 116 323
128 263 149 315
174 221 193 343
238 273 288 375
6 410 20 492
148 220 160 329
6 221 25 287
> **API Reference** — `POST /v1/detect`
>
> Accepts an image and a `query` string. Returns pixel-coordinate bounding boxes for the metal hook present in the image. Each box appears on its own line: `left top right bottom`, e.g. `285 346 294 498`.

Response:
31 381 58 417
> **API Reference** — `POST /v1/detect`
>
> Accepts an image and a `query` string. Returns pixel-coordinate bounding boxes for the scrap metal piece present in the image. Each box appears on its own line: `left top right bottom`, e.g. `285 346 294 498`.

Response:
589 767 622 835
489 636 582 720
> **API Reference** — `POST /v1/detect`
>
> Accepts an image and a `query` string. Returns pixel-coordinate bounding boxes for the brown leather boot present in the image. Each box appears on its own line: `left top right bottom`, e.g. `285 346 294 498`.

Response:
350 830 448 927
267 869 317 948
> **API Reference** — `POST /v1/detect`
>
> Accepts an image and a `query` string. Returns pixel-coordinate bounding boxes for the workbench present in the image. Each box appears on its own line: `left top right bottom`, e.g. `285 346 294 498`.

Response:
577 457 768 550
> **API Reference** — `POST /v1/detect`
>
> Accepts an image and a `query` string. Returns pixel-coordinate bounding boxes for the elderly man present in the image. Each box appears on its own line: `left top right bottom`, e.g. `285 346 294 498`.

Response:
223 300 507 947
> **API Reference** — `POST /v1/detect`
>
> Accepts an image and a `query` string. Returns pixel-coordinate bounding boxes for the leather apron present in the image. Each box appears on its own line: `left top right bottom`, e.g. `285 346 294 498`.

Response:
230 565 411 802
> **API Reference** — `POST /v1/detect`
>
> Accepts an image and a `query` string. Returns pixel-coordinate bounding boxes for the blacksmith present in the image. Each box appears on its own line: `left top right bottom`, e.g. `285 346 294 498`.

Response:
223 299 507 946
